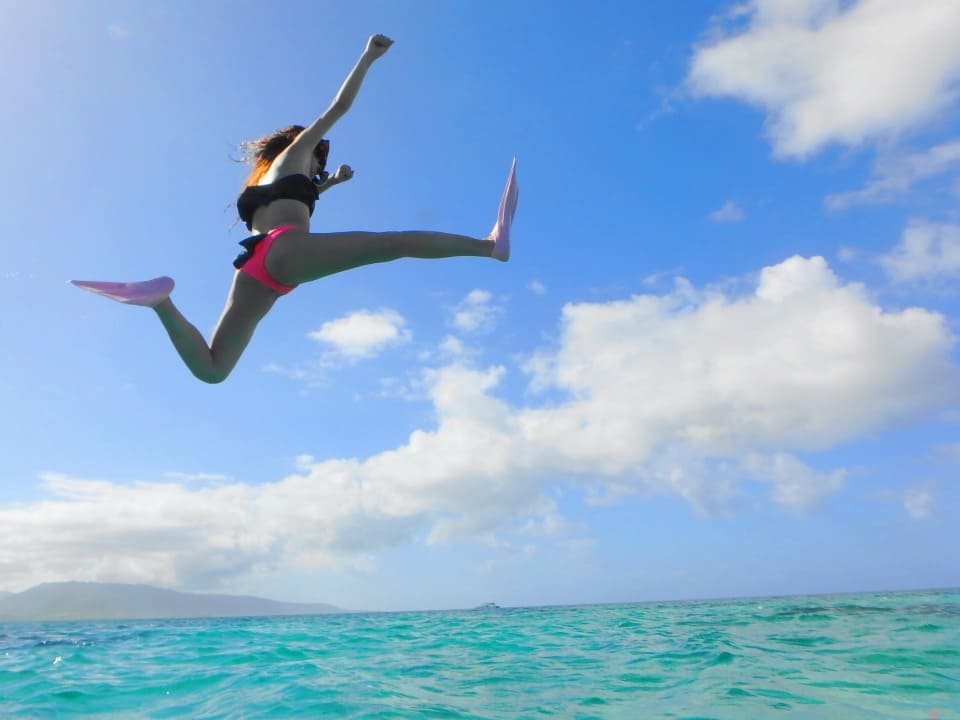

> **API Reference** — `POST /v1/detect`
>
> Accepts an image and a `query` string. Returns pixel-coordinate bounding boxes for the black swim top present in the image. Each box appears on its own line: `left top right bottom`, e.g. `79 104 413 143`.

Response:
237 174 320 231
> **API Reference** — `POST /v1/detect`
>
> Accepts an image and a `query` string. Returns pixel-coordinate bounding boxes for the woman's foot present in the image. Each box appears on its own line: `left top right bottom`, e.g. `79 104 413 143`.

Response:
490 158 518 262
70 276 175 307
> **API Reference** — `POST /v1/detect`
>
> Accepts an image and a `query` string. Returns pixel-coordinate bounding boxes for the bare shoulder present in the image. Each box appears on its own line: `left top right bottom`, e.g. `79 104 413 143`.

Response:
261 148 312 183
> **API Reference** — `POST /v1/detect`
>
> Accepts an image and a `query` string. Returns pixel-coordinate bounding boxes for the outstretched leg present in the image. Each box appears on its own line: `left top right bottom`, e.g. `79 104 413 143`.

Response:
268 158 519 284
267 229 494 285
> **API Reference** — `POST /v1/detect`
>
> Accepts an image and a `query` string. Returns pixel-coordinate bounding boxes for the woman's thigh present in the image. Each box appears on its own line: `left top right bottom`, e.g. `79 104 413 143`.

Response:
266 230 400 285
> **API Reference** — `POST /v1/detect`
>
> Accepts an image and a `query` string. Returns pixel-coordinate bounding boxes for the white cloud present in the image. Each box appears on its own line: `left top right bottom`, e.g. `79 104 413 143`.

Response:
377 376 415 401
710 201 746 223
438 335 468 359
936 442 960 462
529 280 548 295
523 255 957 462
632 451 744 517
162 472 232 484
474 542 537 574
873 483 937 519
879 220 960 282
308 309 411 359
688 0 960 157
262 362 310 381
826 140 960 209
4 256 958 591
903 486 935 519
836 246 859 263
451 289 503 334
743 453 846 512
106 23 131 41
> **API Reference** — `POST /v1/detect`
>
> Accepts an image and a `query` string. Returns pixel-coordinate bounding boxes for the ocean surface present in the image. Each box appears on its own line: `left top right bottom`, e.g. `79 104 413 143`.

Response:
1 589 957 719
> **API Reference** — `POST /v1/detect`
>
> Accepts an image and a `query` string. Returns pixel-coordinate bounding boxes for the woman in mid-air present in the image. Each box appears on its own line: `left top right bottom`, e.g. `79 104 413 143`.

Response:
73 34 518 383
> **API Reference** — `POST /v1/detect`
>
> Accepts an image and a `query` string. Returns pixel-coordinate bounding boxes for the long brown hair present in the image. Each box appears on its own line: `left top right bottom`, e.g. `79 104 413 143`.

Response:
239 125 305 187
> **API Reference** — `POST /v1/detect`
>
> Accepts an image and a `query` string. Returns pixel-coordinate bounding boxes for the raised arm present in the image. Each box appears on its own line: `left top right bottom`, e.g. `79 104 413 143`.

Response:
276 34 393 173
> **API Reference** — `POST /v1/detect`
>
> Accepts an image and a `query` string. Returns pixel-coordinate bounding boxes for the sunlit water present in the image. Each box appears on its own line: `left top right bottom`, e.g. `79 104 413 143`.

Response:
1 589 957 718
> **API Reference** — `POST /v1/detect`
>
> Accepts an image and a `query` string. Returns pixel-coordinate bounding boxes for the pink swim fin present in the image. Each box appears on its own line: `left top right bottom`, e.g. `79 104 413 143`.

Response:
491 158 518 262
70 276 174 307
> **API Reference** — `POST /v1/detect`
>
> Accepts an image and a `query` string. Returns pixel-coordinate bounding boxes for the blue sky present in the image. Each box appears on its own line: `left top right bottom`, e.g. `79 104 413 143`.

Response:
1 0 958 611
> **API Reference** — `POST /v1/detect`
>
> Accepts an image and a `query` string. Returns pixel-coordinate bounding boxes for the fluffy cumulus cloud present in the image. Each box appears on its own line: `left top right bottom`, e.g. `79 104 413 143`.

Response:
527 256 956 458
4 256 958 590
879 220 960 283
688 0 960 157
308 309 411 359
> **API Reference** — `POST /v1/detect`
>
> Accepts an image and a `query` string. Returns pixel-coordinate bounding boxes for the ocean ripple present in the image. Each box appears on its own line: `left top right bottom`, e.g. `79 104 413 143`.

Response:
0 589 957 718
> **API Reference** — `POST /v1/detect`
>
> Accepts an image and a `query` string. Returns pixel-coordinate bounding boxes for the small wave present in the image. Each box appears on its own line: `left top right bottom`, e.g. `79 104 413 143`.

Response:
0 589 956 719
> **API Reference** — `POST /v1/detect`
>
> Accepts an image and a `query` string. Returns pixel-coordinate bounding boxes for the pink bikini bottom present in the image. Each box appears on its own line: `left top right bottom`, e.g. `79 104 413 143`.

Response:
234 224 298 295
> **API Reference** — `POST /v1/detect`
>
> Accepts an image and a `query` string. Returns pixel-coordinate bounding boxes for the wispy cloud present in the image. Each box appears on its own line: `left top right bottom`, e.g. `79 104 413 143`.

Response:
438 335 470 360
451 289 503 334
836 246 859 263
826 140 960 209
528 280 548 295
878 220 960 283
935 442 960 462
743 453 846 513
872 484 937 519
163 472 232 484
688 0 960 158
5 255 958 591
106 22 131 41
903 486 935 520
710 201 746 223
263 363 311 382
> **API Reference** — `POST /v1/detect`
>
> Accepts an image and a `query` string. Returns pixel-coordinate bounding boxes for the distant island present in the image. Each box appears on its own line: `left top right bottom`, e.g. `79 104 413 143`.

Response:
0 582 343 622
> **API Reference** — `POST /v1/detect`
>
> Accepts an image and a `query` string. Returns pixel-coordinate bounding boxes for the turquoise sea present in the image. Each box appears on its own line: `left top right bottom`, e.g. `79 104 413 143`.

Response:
1 589 957 719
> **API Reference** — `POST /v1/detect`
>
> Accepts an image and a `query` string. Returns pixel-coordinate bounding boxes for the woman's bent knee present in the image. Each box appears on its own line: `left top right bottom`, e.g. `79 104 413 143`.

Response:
194 366 231 384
